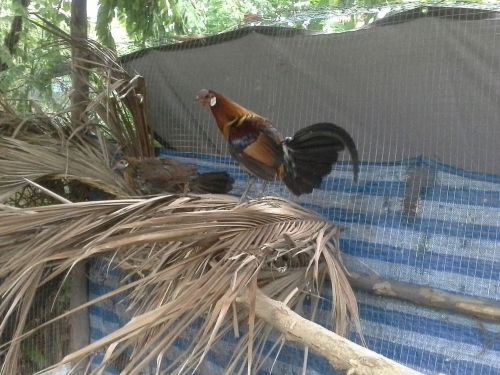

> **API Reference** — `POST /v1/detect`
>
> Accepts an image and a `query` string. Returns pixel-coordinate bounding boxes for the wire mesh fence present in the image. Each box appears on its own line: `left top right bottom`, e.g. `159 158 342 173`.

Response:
104 6 500 374
1 4 499 375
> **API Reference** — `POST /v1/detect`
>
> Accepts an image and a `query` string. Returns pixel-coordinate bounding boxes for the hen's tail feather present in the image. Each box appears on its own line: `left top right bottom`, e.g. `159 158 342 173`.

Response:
189 171 234 194
282 122 359 196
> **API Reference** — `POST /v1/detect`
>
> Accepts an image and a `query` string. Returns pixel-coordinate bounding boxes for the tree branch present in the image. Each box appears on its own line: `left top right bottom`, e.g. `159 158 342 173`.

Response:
348 272 500 322
238 288 423 375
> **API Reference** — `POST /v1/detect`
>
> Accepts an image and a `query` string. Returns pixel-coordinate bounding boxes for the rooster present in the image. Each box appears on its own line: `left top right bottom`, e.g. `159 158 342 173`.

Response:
196 89 359 197
113 157 234 195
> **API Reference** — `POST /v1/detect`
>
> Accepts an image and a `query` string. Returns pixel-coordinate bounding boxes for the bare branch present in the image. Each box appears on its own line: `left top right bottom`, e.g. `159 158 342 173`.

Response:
348 272 500 322
238 288 423 375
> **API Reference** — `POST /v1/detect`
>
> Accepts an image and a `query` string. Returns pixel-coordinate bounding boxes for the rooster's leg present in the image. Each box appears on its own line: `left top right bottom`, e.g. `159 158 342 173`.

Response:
240 175 256 202
259 180 269 198
182 183 189 196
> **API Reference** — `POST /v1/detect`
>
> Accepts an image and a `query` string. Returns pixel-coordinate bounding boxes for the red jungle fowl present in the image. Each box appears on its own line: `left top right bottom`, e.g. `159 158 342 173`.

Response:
196 89 359 198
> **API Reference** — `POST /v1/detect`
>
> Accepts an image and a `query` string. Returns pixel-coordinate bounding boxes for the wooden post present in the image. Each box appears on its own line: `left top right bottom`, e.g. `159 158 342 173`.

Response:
70 0 90 373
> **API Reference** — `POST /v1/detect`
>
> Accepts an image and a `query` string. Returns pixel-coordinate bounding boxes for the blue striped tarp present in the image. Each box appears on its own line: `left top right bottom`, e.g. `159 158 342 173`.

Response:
89 151 500 375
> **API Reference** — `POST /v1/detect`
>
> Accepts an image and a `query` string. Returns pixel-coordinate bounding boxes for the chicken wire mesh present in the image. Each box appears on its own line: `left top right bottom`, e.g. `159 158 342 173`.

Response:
0 273 71 374
0 179 117 374
85 5 499 375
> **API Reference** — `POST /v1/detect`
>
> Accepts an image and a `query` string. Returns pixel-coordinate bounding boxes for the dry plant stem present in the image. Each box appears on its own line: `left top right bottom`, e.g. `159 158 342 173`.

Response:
348 272 500 322
22 178 72 204
238 288 423 375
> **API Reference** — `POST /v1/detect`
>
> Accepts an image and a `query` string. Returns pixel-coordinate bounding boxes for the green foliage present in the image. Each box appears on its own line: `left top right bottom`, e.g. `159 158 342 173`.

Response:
96 0 117 50
94 0 499 50
97 0 172 49
0 0 71 112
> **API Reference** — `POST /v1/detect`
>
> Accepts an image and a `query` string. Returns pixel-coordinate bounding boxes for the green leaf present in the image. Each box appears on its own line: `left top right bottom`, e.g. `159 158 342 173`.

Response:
96 0 118 50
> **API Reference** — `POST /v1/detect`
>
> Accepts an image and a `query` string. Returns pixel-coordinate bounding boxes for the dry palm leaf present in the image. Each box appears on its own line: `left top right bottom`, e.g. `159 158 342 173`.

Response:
0 17 158 204
0 12 177 211
0 97 69 139
0 195 363 375
30 15 155 158
0 135 134 202
0 87 146 202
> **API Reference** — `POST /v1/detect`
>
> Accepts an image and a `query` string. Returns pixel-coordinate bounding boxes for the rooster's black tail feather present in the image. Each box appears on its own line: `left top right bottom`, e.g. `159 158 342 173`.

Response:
282 122 359 196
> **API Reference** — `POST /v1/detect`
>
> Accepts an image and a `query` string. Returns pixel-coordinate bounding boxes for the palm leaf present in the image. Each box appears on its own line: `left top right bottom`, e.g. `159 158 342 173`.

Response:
0 195 363 374
30 15 155 158
0 135 134 202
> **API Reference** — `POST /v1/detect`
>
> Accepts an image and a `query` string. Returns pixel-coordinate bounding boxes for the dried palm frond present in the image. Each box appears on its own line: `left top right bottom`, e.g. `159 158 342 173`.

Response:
0 136 134 202
0 106 134 204
0 83 147 203
0 17 160 205
0 195 363 375
0 99 63 137
30 15 155 158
